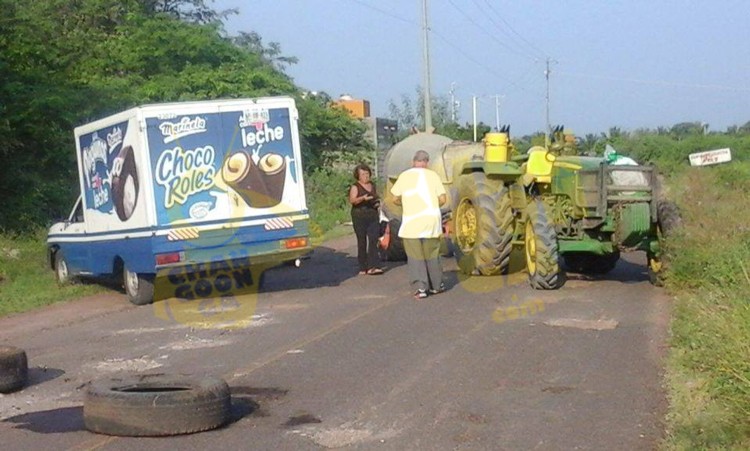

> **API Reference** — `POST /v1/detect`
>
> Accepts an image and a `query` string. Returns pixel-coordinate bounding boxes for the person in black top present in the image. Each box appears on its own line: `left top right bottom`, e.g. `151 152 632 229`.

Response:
348 163 384 275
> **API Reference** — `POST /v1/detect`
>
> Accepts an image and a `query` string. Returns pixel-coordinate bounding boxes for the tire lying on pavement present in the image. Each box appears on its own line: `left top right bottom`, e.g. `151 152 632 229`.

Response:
0 346 28 393
84 374 231 436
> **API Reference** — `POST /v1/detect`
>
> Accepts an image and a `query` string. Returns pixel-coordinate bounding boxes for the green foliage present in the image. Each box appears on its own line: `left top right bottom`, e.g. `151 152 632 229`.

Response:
297 93 374 170
0 229 105 314
387 87 453 134
665 163 750 448
0 0 369 232
305 169 353 234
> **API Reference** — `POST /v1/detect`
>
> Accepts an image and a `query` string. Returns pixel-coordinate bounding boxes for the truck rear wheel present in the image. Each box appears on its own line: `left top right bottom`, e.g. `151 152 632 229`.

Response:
124 267 154 305
452 173 508 275
525 200 562 289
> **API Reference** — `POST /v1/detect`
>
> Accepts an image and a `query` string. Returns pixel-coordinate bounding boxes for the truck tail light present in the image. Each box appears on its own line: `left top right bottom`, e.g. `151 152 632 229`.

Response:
283 237 308 249
156 252 184 266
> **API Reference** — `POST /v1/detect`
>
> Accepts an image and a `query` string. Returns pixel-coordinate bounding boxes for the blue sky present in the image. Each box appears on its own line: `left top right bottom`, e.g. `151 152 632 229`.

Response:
215 0 750 137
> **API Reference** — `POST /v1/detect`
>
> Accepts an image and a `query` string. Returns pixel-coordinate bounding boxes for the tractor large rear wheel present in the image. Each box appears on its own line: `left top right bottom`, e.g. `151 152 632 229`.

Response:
649 200 682 286
525 200 562 289
452 173 509 275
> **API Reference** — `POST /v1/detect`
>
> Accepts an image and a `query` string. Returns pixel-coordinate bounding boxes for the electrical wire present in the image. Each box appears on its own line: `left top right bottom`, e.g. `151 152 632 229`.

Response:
431 30 530 93
478 0 548 59
348 0 417 25
444 0 536 61
558 71 750 92
346 0 541 96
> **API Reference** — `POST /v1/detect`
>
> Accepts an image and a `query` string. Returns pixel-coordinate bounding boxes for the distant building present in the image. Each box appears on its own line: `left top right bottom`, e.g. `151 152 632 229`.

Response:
333 95 370 119
333 96 398 179
364 117 398 179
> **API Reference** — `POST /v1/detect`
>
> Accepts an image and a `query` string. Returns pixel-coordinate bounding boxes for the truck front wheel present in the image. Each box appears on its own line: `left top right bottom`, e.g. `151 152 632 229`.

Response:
54 252 74 285
124 267 154 305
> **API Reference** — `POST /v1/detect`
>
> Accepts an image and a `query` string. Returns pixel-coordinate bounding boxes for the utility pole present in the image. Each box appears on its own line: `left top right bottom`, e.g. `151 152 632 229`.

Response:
544 58 556 146
421 0 433 132
493 95 505 131
449 82 457 123
472 95 478 142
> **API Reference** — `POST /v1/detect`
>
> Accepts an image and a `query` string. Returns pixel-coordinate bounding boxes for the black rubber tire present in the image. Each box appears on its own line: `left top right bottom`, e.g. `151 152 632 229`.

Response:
657 200 682 238
563 251 620 274
493 188 515 273
0 346 28 393
84 374 231 437
525 200 562 289
123 266 154 306
649 200 682 286
381 218 407 261
452 173 507 275
54 251 74 285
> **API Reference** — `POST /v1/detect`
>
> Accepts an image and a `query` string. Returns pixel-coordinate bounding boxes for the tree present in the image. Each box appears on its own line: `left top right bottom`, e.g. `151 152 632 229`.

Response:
0 0 371 231
387 87 452 134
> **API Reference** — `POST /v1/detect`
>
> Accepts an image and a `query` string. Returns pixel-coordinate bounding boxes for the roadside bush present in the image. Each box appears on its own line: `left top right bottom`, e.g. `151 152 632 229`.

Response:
664 162 750 448
305 168 353 236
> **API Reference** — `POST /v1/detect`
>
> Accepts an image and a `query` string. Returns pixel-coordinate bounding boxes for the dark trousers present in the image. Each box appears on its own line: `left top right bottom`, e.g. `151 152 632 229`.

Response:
352 209 380 271
403 238 442 291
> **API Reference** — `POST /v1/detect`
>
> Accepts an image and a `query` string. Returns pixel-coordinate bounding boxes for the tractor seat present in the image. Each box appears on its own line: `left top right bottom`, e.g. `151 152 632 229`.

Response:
523 146 555 184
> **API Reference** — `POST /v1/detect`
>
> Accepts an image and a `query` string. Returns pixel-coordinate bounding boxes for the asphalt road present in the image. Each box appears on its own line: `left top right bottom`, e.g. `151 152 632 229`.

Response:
0 234 670 450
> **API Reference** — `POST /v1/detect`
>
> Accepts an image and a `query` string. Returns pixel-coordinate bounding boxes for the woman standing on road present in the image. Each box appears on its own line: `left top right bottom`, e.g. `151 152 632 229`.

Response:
349 163 384 275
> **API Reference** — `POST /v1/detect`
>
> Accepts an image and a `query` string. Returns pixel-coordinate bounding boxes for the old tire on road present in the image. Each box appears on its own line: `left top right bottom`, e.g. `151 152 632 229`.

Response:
0 346 28 393
84 374 231 437
452 172 508 276
525 200 563 289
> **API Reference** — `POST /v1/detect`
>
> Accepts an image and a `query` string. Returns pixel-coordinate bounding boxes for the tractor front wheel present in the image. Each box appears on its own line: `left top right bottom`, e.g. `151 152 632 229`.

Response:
452 173 507 275
525 200 562 289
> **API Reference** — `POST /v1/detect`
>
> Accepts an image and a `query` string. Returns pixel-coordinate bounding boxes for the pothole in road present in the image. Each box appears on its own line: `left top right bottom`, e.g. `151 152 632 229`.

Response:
285 412 322 427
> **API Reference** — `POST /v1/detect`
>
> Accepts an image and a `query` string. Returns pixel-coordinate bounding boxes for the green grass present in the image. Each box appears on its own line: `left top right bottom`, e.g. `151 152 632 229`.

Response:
0 229 105 316
663 163 750 449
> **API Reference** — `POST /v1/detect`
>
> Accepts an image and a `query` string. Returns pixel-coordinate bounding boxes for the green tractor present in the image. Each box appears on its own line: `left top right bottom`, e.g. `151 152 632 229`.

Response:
380 130 676 288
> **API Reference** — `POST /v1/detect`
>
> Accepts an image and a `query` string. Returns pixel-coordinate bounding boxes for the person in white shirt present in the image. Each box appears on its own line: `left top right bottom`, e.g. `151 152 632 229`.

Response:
390 150 447 299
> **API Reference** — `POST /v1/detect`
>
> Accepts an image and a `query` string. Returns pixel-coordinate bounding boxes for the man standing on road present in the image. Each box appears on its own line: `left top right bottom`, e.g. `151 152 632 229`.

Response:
390 150 447 299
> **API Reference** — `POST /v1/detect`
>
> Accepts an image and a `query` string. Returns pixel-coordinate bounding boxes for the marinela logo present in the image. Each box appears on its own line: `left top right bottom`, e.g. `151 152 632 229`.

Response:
159 116 208 143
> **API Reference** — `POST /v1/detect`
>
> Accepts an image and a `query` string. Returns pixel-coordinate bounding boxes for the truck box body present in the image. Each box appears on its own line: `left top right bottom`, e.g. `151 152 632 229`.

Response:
48 97 310 303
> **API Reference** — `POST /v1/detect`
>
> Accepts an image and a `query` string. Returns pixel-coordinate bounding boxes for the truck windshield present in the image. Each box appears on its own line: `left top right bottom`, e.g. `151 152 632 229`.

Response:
69 197 83 223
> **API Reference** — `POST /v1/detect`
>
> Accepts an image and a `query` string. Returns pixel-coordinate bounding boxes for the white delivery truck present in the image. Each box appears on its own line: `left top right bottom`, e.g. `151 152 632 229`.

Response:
47 97 311 305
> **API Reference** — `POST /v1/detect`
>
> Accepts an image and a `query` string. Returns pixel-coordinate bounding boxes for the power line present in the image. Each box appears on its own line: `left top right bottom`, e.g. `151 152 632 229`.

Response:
558 71 750 92
431 30 530 93
479 0 548 59
348 0 416 25
444 0 536 61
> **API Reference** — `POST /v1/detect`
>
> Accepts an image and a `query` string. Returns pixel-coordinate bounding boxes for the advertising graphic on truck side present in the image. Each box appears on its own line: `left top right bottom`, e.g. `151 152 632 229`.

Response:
47 97 311 307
